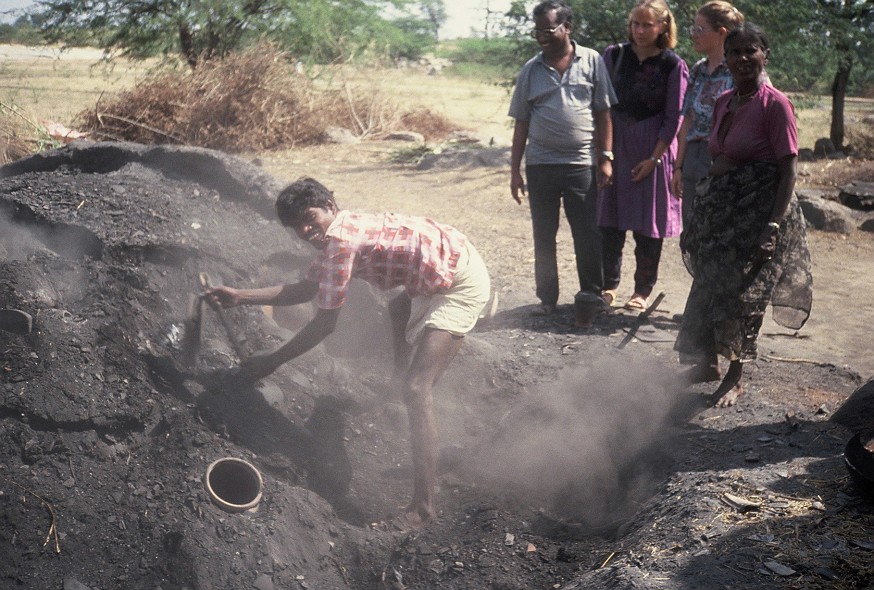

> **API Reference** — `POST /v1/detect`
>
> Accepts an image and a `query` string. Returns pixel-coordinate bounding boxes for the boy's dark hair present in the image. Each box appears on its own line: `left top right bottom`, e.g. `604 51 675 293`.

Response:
275 177 336 226
533 0 573 27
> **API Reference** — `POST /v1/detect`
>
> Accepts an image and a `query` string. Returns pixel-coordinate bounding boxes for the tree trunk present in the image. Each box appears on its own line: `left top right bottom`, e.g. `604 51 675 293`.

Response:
179 23 198 69
830 55 852 151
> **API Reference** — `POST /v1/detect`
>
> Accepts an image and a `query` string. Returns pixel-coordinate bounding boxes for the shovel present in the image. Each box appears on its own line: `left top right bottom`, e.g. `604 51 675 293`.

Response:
180 293 204 368
198 272 245 359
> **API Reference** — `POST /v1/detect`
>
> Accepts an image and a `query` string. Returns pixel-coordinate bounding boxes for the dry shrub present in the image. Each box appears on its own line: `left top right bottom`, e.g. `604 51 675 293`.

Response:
847 125 874 160
400 107 456 141
76 43 458 152
1 103 41 164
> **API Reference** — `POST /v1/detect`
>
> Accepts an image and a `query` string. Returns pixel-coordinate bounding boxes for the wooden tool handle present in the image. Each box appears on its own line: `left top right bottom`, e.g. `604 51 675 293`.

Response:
199 272 245 358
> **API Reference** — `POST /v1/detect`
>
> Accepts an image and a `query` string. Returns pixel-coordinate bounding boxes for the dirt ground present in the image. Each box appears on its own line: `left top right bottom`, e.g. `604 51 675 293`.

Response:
1 136 873 590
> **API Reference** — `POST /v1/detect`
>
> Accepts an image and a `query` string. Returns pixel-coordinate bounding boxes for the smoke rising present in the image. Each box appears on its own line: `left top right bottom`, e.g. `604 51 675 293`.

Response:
461 350 691 530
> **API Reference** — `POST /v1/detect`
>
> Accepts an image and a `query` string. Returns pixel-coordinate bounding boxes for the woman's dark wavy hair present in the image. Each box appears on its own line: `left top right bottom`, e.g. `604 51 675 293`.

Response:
275 177 336 227
724 22 770 55
533 0 573 27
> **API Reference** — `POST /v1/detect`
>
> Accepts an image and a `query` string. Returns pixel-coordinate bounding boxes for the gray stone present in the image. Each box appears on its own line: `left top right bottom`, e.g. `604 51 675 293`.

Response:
797 148 816 162
838 181 874 211
814 137 837 157
796 188 837 201
797 194 855 234
253 573 276 590
860 216 874 233
322 127 359 144
832 379 874 432
416 148 510 171
64 577 92 590
384 131 424 143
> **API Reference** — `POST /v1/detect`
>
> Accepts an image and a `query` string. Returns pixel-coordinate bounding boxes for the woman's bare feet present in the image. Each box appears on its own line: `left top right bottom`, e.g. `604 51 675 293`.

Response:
714 384 744 407
711 360 744 407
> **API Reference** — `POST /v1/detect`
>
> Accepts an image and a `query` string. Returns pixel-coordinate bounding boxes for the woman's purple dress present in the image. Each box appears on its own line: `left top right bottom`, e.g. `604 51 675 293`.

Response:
597 43 687 238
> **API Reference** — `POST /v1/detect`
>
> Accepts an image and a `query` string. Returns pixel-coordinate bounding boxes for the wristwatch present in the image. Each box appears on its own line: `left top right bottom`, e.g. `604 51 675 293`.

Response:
599 150 614 162
649 156 661 166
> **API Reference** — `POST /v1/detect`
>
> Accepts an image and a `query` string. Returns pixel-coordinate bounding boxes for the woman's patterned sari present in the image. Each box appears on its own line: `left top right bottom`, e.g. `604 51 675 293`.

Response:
675 161 813 362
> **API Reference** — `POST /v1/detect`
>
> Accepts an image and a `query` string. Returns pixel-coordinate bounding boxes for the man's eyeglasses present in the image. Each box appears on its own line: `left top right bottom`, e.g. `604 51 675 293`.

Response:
688 25 713 36
530 23 565 38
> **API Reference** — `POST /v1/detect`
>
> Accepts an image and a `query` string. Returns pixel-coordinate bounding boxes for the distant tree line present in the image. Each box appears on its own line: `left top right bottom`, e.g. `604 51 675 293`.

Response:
5 0 872 148
8 0 448 67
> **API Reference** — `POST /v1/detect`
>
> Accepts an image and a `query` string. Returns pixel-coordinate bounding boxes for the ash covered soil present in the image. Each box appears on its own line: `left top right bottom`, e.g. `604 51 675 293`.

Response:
1 141 873 590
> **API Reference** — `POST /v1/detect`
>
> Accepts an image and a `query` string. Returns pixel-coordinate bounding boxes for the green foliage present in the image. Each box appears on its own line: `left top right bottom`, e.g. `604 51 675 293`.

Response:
0 15 49 45
33 0 443 67
438 37 527 82
788 93 824 111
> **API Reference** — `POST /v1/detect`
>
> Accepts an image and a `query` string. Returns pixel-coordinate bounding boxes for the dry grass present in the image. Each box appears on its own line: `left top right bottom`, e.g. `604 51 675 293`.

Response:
0 46 151 125
0 102 53 164
798 158 874 190
2 43 873 165
74 43 457 152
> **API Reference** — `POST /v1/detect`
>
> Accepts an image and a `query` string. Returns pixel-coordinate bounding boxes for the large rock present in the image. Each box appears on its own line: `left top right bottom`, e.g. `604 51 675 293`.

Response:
322 127 359 144
838 181 874 211
832 379 874 433
795 189 855 234
416 147 510 170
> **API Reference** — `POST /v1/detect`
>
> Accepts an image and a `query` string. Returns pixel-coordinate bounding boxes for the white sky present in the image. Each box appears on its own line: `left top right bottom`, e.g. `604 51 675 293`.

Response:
0 0 31 23
0 0 517 37
441 0 514 39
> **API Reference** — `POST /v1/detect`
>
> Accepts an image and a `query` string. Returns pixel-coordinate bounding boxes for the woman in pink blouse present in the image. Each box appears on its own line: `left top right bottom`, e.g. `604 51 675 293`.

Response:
674 23 812 407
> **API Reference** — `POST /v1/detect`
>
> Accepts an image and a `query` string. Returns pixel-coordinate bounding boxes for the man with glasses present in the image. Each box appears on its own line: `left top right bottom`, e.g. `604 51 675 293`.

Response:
509 0 616 322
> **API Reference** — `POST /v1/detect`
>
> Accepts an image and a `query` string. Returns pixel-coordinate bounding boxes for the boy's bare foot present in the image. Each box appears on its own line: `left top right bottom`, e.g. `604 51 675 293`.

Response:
385 506 433 532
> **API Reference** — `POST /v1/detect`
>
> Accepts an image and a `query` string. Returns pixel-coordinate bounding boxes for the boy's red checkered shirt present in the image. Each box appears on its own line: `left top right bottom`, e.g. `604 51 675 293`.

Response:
305 210 467 309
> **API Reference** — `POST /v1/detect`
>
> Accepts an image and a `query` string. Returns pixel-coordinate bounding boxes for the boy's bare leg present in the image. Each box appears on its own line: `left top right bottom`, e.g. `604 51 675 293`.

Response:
400 327 463 528
388 293 413 383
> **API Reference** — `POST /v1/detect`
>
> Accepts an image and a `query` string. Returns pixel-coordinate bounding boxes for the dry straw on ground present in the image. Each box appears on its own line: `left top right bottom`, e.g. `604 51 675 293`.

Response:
75 43 456 152
1 103 43 165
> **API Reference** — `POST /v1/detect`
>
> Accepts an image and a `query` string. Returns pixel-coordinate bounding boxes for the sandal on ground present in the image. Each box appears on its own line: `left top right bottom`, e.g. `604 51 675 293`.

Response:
601 289 618 307
624 294 648 311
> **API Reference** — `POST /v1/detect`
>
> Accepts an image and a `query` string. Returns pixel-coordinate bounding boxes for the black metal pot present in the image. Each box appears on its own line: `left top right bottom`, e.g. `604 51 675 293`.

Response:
844 431 874 500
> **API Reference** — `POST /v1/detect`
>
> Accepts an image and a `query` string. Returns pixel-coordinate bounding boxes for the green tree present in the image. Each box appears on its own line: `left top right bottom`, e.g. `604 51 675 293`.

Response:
814 0 874 149
34 0 441 67
419 0 446 39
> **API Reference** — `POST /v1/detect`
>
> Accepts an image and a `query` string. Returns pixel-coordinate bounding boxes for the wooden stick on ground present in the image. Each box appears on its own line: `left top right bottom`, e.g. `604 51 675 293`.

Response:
617 291 666 349
1 476 61 554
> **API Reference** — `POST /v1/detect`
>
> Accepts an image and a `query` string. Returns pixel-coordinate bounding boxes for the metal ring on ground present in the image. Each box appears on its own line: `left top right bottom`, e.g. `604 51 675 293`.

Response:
203 457 263 513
